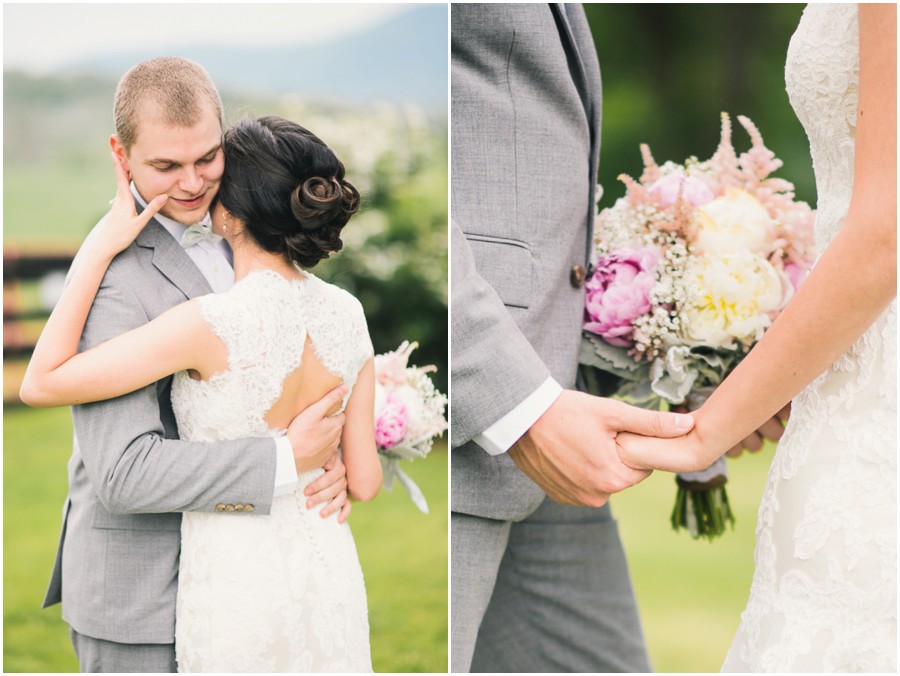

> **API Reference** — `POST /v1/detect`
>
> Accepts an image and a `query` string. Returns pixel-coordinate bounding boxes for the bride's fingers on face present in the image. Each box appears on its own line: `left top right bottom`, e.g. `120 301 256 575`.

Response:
110 152 133 203
137 194 168 225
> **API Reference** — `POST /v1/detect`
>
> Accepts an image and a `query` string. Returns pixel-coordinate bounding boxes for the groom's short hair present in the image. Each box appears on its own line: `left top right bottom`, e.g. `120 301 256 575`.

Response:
114 57 224 153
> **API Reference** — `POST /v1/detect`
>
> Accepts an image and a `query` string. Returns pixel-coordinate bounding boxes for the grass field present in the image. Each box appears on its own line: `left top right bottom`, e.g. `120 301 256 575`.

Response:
613 444 772 672
3 406 448 673
5 408 776 673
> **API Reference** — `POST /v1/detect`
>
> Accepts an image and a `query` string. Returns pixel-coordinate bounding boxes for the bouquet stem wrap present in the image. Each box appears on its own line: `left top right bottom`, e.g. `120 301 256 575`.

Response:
671 389 734 540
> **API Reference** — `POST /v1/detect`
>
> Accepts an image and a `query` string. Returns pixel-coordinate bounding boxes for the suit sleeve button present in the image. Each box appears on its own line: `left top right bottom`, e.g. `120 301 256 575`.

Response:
215 503 226 512
224 504 235 512
245 504 255 513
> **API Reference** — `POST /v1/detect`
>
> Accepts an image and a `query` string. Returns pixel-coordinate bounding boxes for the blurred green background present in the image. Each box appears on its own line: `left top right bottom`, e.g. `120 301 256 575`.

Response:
586 4 813 211
4 4 447 672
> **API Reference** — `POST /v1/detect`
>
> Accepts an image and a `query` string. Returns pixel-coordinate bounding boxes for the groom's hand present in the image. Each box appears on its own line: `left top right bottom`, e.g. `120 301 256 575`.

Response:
286 385 348 474
508 390 694 507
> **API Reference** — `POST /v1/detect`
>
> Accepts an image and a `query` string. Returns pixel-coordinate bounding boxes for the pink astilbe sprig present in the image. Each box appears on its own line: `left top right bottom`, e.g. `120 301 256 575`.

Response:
618 172 650 204
706 112 745 191
736 115 785 183
639 144 662 185
374 340 436 387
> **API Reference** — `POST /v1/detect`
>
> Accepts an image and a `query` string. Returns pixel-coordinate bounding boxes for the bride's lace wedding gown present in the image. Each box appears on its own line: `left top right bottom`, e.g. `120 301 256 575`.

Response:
170 269 374 673
722 4 897 672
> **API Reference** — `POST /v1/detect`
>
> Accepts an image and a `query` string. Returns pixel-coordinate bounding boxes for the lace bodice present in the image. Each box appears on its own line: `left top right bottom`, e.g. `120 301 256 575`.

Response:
172 269 373 444
784 3 859 255
723 5 897 672
171 268 374 672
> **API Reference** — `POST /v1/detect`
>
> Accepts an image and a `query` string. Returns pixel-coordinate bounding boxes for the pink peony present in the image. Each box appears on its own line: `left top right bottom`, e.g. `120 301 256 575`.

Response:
375 393 408 450
649 169 715 208
783 262 808 292
584 247 659 347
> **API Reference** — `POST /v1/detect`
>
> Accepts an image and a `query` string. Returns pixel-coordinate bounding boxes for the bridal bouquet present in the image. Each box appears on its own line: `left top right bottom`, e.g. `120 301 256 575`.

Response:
374 341 447 514
580 113 815 540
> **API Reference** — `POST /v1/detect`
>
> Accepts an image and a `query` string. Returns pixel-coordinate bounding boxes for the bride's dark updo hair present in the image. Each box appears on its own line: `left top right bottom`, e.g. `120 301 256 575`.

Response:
217 116 360 268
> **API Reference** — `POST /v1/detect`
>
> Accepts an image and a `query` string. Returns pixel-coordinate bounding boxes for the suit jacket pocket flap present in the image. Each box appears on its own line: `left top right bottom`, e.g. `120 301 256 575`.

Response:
466 234 533 309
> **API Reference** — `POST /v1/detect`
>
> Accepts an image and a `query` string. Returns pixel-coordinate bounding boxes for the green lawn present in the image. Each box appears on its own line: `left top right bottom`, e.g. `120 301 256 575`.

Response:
612 444 773 672
3 406 448 673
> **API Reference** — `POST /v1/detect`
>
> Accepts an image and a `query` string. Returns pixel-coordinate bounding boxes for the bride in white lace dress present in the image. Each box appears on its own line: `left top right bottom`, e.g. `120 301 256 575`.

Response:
21 116 381 672
619 4 896 671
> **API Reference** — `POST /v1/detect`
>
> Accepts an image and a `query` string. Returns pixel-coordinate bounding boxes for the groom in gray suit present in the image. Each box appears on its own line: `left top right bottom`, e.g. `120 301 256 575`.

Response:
451 5 698 672
42 58 349 672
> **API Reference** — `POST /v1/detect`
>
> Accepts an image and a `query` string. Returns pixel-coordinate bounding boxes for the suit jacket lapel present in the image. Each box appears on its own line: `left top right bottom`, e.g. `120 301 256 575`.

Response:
552 3 603 264
134 211 214 301
566 4 602 143
551 4 596 129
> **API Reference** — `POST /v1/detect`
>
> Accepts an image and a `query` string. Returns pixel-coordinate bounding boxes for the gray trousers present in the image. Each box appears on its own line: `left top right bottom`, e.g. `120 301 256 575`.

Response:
70 627 176 673
452 498 652 673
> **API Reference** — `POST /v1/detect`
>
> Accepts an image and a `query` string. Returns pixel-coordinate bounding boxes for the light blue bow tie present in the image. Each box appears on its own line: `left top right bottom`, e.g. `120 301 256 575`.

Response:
180 222 222 248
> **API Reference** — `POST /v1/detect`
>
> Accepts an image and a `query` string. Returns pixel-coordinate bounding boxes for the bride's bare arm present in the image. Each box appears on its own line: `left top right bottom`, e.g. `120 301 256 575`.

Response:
21 296 217 407
19 152 220 407
340 358 382 501
619 4 896 472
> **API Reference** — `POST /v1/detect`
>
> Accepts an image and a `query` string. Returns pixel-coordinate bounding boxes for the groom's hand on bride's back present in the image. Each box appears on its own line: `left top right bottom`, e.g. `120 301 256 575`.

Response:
508 390 694 507
287 385 348 473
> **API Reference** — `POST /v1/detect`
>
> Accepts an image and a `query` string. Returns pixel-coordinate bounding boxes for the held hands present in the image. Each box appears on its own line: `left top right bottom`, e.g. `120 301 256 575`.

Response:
617 404 792 473
89 153 167 260
508 390 694 507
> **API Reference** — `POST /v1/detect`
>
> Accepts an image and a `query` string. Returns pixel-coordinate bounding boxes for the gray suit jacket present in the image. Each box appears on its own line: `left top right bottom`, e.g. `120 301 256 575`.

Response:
451 4 602 521
43 211 279 645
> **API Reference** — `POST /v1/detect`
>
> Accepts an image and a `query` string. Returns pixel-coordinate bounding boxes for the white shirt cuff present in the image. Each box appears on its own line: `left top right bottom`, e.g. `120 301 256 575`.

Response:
273 437 299 497
473 378 563 455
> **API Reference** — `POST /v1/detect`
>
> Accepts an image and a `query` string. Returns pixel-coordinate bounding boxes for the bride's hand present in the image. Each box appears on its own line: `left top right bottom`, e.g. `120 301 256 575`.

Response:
616 428 714 473
89 152 167 260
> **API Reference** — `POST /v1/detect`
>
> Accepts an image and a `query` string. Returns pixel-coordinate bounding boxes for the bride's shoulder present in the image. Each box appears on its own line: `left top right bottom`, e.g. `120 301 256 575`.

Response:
305 273 365 313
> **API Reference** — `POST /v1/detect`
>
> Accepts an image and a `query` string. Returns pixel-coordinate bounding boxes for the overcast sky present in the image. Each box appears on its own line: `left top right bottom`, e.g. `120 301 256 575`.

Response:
3 3 417 73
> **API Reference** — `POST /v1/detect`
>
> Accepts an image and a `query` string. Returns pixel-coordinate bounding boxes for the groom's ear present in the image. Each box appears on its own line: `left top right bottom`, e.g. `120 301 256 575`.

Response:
109 135 132 180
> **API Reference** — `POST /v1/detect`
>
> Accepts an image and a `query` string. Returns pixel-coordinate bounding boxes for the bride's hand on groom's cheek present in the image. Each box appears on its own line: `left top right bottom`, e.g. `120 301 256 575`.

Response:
508 391 693 508
90 152 167 260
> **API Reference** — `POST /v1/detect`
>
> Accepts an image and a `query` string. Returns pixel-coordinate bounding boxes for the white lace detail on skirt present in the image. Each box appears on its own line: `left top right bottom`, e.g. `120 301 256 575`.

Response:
171 269 374 673
722 5 897 672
